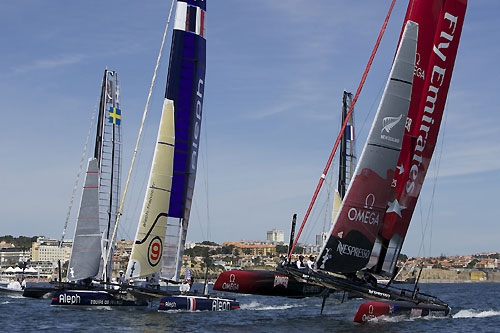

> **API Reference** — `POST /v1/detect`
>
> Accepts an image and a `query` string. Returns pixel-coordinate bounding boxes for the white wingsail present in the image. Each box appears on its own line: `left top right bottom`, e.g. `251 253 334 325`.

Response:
67 158 101 281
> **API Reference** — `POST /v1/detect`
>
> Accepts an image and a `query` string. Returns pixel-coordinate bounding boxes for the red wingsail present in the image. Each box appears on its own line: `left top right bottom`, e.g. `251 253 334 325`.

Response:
373 0 467 276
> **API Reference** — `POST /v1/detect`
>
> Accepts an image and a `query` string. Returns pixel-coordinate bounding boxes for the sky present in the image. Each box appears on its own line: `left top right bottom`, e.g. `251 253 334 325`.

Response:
0 1 498 258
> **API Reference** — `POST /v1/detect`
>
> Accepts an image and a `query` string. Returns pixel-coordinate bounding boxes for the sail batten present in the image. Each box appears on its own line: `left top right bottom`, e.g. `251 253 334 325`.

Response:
316 21 418 274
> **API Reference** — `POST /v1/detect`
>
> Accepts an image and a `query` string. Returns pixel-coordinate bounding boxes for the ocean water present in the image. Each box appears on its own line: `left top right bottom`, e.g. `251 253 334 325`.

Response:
1 283 500 332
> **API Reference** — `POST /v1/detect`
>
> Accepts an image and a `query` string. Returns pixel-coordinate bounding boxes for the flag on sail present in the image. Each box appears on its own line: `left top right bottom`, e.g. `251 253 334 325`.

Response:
346 124 354 141
109 107 121 125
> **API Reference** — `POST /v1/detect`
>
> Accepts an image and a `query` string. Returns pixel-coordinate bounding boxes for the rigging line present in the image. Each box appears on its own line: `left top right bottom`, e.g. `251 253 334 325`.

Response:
429 101 449 259
105 0 176 266
60 95 99 246
288 0 397 260
202 108 211 241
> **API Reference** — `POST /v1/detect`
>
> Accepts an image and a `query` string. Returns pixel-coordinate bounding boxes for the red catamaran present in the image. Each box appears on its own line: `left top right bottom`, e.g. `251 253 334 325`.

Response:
214 0 467 322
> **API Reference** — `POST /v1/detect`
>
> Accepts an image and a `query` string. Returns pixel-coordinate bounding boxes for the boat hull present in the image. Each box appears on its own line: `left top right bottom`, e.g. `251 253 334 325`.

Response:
51 290 148 306
353 300 451 322
213 270 326 298
158 295 239 311
0 286 24 296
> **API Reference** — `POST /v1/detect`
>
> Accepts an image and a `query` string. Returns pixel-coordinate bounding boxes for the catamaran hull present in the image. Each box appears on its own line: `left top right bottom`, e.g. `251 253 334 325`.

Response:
51 290 148 306
158 295 239 311
213 270 326 298
353 300 450 322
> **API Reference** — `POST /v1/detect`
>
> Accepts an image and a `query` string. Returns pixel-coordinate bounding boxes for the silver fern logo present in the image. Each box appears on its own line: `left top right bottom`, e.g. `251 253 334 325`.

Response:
381 114 403 133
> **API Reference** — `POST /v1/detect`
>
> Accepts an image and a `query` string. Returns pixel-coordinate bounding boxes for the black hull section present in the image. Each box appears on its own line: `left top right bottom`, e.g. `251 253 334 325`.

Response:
23 282 92 299
51 290 148 306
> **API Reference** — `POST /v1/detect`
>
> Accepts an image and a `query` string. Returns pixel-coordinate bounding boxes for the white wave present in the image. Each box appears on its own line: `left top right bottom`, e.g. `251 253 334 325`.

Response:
1 301 10 304
240 301 305 311
453 309 500 318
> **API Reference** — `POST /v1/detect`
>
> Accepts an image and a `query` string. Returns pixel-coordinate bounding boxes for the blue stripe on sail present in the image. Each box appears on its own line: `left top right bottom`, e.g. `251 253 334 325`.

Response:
180 0 206 12
149 186 171 192
158 141 174 147
165 28 206 219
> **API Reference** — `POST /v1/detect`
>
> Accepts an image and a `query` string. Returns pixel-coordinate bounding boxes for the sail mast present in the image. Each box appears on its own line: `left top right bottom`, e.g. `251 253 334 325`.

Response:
94 70 107 166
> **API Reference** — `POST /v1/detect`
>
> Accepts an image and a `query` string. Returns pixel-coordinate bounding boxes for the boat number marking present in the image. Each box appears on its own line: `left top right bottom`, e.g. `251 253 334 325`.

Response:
148 236 162 267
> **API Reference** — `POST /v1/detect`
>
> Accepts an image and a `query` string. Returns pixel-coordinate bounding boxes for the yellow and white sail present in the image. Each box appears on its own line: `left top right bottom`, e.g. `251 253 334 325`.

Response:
126 99 175 279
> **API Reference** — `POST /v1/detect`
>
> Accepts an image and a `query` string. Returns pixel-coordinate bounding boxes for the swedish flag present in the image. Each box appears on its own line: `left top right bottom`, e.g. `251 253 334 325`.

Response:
109 107 121 125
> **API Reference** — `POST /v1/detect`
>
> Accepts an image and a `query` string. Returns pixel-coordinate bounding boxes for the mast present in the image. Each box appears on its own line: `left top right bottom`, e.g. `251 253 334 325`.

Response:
99 70 122 282
338 92 348 199
338 91 355 200
94 70 107 166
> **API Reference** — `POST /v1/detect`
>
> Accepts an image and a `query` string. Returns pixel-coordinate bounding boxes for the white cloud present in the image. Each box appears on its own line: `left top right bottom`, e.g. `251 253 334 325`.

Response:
13 54 86 73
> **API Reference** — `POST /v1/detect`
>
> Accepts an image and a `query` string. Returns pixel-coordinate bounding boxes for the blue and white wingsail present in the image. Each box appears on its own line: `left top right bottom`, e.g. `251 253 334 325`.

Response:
67 158 102 281
126 0 206 280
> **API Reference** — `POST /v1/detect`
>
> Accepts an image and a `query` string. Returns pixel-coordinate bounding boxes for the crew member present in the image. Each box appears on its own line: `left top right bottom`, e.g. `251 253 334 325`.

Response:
296 255 306 269
306 256 315 270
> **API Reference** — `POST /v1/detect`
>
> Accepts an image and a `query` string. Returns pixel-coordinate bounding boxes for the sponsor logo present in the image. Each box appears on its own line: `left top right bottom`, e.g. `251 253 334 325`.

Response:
347 208 379 225
191 78 204 171
59 293 81 305
163 301 177 308
347 194 379 225
222 273 239 291
368 289 391 299
381 114 403 134
212 300 231 311
148 236 162 267
406 12 460 194
90 299 111 305
414 52 425 79
361 304 376 322
336 241 371 259
302 285 322 293
381 114 403 143
273 275 289 288
410 308 423 317
319 247 332 269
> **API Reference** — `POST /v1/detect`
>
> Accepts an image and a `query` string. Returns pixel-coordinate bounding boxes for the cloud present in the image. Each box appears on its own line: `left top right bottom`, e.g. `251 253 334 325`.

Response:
13 54 86 73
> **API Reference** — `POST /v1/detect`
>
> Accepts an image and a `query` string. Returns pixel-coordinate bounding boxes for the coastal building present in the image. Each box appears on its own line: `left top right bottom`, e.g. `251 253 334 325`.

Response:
31 237 72 264
223 242 277 257
266 229 284 243
0 247 30 267
112 240 133 275
316 232 328 246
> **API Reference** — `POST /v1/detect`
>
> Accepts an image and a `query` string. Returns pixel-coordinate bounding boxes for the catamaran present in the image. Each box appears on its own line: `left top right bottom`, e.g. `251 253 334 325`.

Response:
53 0 238 310
123 0 238 311
49 69 136 305
214 0 467 322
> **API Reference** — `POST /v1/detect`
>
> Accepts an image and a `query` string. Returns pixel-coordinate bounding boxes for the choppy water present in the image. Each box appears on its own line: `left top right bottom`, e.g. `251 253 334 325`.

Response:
1 283 500 332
